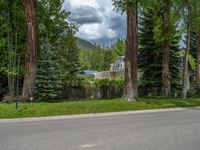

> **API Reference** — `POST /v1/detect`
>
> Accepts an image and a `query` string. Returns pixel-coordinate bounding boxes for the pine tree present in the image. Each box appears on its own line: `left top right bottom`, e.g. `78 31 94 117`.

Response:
139 7 182 95
34 0 80 101
169 34 182 90
139 7 163 94
35 54 62 101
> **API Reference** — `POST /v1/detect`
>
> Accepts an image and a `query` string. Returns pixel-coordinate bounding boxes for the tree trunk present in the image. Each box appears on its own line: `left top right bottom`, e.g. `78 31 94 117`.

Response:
22 0 39 99
196 32 200 95
162 0 171 96
124 6 138 101
182 21 190 99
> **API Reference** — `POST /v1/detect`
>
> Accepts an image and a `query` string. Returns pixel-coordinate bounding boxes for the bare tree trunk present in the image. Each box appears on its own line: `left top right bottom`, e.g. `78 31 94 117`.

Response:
22 0 39 99
196 32 200 95
182 21 190 99
124 6 138 101
162 0 171 96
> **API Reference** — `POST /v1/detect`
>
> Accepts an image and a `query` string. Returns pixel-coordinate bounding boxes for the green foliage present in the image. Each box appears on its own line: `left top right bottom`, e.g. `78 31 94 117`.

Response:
112 0 138 13
79 46 104 70
94 79 124 88
60 33 81 76
189 54 196 71
38 0 80 77
190 0 200 32
139 6 182 94
35 0 80 101
79 39 125 71
0 0 26 97
79 46 115 71
35 59 62 101
63 75 91 87
94 79 124 99
181 31 197 71
111 39 125 57
139 7 162 88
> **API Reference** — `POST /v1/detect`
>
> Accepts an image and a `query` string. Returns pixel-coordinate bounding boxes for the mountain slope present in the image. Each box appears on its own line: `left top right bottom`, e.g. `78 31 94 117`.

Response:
76 38 96 50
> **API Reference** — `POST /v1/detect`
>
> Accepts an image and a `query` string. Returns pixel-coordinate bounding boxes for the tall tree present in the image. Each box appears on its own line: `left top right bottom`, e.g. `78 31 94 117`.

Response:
0 0 26 97
162 0 171 96
139 6 162 95
197 33 200 94
113 0 138 101
191 0 200 95
22 0 39 99
34 0 80 101
182 1 191 99
139 5 182 96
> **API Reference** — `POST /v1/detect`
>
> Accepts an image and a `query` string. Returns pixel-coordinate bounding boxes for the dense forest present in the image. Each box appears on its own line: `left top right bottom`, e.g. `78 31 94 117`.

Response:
0 0 200 101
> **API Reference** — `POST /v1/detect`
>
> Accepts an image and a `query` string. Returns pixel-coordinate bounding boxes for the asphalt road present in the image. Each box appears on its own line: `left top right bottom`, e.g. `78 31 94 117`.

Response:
0 108 200 150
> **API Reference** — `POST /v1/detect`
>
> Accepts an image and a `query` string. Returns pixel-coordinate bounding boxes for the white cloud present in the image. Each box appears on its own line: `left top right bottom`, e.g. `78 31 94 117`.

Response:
63 0 126 45
67 0 99 8
77 23 117 41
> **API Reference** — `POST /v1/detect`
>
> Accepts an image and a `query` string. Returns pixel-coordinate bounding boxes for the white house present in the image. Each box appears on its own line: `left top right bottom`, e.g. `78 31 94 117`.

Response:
110 56 125 71
95 56 125 80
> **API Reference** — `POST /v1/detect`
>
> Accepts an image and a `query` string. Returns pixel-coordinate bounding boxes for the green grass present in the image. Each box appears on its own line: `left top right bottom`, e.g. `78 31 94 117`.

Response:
0 97 200 119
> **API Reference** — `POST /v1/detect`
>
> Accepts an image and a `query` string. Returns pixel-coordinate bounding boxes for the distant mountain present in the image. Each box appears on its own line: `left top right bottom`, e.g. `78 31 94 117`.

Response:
76 38 96 50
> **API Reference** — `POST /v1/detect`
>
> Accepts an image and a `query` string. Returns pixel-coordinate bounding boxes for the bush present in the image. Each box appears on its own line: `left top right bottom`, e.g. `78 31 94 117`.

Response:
2 95 27 103
2 95 16 103
94 78 124 88
63 75 91 87
62 78 124 100
62 76 92 100
94 79 124 99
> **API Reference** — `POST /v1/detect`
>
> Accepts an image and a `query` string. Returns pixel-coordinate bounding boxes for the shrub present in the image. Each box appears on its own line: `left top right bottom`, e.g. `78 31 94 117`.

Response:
2 95 16 103
63 75 91 87
2 95 27 103
62 78 124 100
94 79 124 99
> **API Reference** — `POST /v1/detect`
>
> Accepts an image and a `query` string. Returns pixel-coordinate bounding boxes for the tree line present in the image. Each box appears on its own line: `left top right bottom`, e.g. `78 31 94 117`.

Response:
1 0 200 101
113 0 200 100
0 0 80 100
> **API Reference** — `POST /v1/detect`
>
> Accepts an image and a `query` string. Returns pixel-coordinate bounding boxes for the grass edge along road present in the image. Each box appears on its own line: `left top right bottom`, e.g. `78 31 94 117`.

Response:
0 97 200 119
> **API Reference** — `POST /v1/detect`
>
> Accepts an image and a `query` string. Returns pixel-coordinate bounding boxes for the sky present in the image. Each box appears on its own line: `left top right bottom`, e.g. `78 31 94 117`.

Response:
63 0 126 46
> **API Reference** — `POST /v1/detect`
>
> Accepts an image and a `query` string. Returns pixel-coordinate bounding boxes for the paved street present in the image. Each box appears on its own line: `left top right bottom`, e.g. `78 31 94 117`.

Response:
0 108 200 150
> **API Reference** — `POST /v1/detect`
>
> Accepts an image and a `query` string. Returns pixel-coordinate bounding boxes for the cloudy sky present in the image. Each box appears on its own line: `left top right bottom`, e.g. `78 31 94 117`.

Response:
63 0 126 45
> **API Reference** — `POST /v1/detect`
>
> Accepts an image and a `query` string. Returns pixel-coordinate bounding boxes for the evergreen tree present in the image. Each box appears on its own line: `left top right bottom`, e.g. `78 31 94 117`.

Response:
139 7 163 94
60 32 80 77
169 34 182 89
35 52 62 101
139 6 182 95
34 0 80 101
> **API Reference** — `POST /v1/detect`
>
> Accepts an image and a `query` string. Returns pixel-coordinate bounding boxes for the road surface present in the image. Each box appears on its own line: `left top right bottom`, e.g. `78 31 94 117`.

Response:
0 108 200 150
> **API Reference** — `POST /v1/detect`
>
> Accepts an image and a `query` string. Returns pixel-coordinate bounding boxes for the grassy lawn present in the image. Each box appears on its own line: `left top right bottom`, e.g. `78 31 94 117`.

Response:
0 97 200 119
